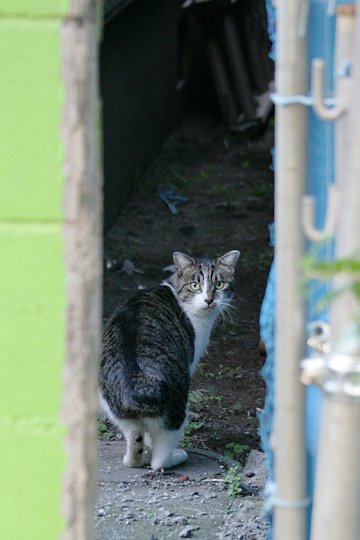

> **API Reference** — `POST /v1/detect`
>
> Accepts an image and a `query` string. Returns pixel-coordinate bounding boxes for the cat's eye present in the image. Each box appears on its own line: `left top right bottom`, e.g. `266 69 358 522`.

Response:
189 282 201 292
214 281 225 290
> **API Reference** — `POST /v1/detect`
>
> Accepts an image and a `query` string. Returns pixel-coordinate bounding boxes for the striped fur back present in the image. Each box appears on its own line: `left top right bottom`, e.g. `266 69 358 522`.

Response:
101 286 194 429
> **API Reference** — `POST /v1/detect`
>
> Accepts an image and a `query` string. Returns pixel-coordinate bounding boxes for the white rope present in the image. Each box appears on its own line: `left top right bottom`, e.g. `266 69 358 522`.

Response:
271 93 336 107
264 482 312 514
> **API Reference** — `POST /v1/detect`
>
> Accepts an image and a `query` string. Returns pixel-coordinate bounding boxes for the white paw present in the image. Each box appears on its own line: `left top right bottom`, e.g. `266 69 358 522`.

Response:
151 448 188 470
172 449 188 466
144 432 152 448
122 452 143 468
122 429 144 467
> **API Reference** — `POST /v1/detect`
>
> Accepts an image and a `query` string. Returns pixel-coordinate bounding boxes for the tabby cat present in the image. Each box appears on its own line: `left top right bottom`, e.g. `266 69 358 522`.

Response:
99 250 240 470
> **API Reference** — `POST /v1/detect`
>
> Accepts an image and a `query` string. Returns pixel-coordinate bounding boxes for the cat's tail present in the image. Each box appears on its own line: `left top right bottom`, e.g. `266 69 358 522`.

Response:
123 371 168 415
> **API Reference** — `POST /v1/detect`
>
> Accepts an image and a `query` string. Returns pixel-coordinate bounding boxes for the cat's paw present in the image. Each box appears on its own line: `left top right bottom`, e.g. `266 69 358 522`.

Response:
122 430 144 467
122 452 143 468
151 448 188 470
144 432 152 448
171 449 188 467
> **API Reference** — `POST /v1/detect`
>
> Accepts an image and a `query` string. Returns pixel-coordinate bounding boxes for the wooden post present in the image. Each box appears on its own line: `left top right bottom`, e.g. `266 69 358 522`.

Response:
61 2 103 539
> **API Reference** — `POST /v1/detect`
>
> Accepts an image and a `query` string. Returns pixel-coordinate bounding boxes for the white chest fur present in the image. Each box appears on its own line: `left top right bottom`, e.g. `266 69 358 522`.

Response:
181 305 218 375
162 282 219 375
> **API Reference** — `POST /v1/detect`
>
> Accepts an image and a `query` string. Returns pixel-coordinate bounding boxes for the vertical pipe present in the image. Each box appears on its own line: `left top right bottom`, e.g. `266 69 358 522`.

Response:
274 1 307 539
310 5 360 540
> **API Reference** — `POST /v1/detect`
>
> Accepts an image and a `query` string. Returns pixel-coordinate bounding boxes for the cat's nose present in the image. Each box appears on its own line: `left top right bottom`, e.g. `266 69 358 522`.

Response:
205 298 213 305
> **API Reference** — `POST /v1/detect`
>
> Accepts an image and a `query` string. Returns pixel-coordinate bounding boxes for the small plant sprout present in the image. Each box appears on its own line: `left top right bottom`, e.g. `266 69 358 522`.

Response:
181 419 204 448
224 466 243 499
224 442 250 460
98 419 115 440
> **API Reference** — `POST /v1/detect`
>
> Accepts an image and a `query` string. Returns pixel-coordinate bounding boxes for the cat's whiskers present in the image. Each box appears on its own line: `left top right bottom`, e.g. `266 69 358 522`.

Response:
218 301 236 325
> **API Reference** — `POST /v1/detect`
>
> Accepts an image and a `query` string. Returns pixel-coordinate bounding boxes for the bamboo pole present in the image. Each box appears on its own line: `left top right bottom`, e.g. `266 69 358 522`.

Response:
310 5 360 540
274 1 307 539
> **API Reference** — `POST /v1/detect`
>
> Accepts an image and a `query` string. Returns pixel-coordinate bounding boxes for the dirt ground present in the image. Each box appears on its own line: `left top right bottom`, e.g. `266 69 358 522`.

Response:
102 113 274 462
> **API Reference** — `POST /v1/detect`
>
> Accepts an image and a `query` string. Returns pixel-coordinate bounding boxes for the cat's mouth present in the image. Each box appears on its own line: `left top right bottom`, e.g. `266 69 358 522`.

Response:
203 303 217 310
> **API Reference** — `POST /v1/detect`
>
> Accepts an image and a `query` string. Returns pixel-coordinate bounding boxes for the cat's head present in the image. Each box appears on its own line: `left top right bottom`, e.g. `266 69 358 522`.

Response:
170 250 240 317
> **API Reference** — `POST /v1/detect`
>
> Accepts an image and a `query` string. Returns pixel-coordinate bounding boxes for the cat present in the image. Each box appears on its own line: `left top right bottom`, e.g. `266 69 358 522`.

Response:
99 250 240 470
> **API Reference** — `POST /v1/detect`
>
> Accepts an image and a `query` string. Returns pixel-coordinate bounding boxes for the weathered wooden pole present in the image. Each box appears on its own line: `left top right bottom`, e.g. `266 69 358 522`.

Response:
274 1 308 539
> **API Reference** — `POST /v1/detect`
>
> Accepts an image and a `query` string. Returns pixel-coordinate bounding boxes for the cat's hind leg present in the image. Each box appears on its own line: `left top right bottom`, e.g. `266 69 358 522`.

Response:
145 418 188 470
118 419 145 468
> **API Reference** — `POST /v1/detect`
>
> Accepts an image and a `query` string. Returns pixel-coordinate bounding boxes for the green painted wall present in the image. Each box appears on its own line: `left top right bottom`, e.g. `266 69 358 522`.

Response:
0 2 68 538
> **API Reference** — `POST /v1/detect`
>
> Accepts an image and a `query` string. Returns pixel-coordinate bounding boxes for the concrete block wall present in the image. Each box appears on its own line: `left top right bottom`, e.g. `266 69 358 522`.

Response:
0 2 67 538
0 1 102 539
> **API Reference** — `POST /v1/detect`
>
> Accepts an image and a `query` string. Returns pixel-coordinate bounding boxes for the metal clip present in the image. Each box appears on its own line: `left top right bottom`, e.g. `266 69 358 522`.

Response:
324 353 360 400
301 321 360 401
307 321 331 354
301 321 330 386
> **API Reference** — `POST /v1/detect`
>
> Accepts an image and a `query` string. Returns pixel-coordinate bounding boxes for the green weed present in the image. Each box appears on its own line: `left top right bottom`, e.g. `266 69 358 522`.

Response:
181 419 204 448
188 387 225 412
224 466 243 499
217 364 243 378
188 389 210 412
224 442 250 460
98 419 115 440
231 401 243 411
181 420 204 448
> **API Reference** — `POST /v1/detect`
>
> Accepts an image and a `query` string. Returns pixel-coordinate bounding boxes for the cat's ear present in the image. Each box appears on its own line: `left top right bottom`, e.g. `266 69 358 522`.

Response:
216 250 240 268
173 252 196 273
